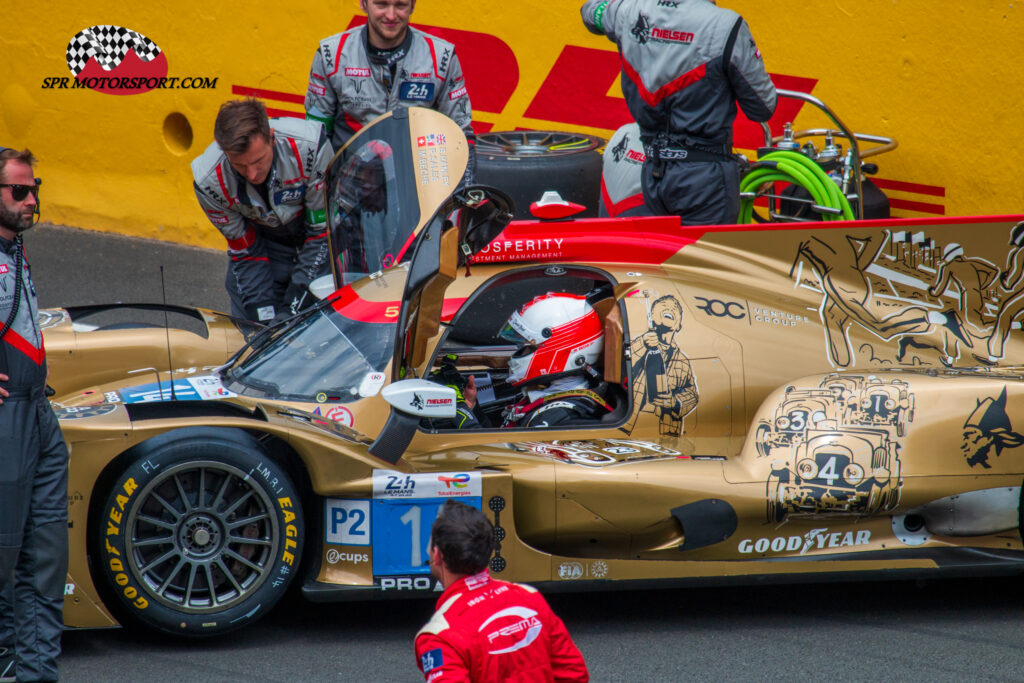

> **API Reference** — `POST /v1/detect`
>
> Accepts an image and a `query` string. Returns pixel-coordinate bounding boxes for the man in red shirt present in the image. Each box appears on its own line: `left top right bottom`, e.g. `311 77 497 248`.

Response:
415 501 589 682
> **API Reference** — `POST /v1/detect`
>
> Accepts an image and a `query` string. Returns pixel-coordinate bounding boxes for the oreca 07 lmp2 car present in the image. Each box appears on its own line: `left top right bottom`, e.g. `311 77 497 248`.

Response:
46 107 1024 637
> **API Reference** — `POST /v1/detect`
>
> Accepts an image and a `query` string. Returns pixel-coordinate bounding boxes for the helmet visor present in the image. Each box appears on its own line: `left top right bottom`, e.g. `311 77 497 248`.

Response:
499 322 538 383
498 321 528 345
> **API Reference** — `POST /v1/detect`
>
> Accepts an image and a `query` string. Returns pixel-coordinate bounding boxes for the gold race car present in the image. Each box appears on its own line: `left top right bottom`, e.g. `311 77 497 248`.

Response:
46 107 1024 636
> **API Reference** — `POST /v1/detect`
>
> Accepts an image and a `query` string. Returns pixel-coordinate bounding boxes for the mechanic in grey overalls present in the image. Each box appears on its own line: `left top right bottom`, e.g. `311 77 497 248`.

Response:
582 0 777 225
599 122 651 218
0 146 69 683
305 0 476 183
192 99 333 324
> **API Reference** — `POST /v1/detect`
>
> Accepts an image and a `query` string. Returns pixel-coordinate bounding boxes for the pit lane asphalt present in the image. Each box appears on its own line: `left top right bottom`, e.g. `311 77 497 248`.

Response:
29 224 1024 682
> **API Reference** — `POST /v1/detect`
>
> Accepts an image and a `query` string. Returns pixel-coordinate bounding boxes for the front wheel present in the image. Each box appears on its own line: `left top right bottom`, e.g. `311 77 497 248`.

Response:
92 428 304 636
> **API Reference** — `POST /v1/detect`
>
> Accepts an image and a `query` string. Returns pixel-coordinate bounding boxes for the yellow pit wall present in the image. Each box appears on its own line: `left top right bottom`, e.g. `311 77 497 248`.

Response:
3 1 1022 247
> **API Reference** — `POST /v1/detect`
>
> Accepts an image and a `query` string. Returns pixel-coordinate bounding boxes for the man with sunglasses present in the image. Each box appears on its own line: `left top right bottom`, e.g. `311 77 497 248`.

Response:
0 147 69 683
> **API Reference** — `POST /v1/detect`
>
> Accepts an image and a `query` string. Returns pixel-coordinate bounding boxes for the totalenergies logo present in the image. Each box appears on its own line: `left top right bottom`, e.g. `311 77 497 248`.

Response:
438 473 471 489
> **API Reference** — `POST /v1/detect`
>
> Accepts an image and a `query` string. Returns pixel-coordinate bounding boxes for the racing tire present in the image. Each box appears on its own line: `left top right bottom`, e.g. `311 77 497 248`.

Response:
475 131 605 219
91 427 304 637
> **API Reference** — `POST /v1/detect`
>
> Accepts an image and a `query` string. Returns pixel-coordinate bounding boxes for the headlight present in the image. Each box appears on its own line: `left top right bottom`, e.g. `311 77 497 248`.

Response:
861 396 872 408
796 458 818 479
777 416 790 429
811 410 826 424
843 462 865 485
884 398 896 410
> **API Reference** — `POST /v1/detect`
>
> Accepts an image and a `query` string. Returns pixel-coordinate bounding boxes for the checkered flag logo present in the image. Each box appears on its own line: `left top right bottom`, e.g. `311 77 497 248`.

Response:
66 25 162 76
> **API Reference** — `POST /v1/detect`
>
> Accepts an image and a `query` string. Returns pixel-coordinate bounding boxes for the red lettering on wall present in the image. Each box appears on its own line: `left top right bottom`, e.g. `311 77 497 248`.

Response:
525 46 631 130
526 46 819 147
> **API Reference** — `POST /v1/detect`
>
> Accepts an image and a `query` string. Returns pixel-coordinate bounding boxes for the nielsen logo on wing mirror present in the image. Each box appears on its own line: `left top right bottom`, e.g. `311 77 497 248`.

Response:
381 379 457 418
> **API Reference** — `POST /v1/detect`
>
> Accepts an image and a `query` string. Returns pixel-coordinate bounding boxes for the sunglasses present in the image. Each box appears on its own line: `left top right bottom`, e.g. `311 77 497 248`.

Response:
0 179 41 202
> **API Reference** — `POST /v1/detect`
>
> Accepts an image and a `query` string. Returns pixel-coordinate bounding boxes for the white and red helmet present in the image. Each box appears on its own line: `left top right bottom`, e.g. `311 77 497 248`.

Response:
499 293 603 385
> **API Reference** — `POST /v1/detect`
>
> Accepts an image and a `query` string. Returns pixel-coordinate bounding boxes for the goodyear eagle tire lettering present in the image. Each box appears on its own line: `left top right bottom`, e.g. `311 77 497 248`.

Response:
93 427 304 636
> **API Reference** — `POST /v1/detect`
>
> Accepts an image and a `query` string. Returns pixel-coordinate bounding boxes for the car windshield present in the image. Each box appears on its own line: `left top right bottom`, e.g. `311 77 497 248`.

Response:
328 118 420 286
224 302 395 403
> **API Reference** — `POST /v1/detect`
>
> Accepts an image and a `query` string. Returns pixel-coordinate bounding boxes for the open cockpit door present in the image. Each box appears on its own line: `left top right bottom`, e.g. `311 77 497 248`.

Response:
369 186 514 462
324 107 470 288
394 186 515 378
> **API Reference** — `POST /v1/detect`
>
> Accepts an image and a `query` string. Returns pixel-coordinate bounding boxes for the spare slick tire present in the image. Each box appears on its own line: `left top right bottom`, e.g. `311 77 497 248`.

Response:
475 131 605 219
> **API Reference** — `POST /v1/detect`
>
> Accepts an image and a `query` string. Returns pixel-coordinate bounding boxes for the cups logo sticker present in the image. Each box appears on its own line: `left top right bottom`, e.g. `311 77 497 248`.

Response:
65 25 168 95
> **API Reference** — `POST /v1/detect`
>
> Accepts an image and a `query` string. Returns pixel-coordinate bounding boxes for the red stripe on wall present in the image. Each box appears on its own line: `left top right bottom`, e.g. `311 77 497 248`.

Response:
266 107 304 119
889 198 946 215
231 85 305 104
872 178 946 197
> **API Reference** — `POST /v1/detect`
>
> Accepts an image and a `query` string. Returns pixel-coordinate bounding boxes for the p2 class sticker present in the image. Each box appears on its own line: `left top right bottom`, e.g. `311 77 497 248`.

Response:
325 499 371 546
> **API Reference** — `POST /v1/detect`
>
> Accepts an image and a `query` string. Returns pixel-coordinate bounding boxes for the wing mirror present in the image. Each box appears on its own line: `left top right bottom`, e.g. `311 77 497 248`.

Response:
381 379 457 418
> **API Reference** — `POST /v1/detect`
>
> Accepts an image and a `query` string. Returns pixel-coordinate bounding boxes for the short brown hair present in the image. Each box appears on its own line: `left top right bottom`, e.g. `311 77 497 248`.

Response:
430 500 494 576
0 147 37 181
213 99 271 155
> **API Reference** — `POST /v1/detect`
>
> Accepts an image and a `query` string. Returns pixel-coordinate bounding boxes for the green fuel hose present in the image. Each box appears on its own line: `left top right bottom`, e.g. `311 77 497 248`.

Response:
738 150 854 223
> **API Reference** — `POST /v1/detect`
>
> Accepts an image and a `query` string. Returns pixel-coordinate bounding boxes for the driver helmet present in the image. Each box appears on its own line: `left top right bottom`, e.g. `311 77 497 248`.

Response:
499 293 603 385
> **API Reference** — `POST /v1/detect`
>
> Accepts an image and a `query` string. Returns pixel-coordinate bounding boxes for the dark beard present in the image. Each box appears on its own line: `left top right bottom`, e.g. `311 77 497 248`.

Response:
0 201 33 233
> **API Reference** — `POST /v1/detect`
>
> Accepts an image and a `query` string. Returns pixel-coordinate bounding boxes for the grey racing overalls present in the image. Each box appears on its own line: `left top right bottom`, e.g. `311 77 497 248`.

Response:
192 118 333 323
0 235 68 683
582 0 777 225
305 24 476 183
599 122 650 218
